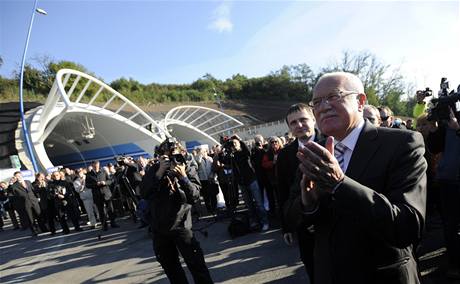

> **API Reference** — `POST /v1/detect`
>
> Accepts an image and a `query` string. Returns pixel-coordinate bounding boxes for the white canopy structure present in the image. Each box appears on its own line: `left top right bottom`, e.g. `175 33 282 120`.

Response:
15 69 243 172
164 105 244 150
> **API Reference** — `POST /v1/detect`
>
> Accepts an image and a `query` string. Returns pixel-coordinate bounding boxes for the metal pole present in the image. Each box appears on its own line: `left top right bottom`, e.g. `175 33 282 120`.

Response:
19 0 43 172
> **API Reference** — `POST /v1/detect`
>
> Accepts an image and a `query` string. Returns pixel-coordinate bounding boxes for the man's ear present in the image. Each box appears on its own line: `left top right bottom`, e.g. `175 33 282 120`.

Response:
357 93 367 111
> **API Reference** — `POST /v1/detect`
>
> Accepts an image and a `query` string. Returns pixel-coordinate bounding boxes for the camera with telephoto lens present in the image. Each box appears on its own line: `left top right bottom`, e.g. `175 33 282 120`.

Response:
427 77 460 122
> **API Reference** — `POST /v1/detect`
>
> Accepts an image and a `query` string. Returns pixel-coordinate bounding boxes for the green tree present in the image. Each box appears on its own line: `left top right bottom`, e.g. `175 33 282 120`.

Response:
321 50 411 116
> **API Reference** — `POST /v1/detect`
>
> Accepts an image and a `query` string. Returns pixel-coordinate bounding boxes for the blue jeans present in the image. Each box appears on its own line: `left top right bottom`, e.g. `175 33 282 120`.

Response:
239 180 268 226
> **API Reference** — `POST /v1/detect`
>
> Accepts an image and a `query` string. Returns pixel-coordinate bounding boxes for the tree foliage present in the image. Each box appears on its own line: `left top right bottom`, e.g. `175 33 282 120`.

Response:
0 52 417 116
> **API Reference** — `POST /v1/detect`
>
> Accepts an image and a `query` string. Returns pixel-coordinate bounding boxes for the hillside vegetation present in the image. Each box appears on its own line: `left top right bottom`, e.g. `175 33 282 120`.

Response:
0 51 418 117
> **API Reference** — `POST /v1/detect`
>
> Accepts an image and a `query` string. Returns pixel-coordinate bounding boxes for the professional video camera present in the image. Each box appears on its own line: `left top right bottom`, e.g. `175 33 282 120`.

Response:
416 87 433 98
221 135 240 154
427 77 460 122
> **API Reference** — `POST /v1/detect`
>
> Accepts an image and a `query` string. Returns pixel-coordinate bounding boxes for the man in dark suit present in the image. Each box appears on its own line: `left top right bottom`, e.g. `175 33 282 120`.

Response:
276 103 317 281
286 72 427 284
86 160 119 231
10 171 47 236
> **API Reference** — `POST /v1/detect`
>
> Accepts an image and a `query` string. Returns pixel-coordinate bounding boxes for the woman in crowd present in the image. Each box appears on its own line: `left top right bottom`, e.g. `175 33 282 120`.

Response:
73 169 97 229
261 136 283 216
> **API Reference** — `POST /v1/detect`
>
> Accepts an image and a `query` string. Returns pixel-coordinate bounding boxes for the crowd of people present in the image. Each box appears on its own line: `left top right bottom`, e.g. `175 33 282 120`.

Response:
1 71 460 284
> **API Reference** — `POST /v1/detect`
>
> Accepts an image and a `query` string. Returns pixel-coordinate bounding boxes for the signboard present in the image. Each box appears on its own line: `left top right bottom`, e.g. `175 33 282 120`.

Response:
9 155 21 169
20 170 35 182
46 166 62 174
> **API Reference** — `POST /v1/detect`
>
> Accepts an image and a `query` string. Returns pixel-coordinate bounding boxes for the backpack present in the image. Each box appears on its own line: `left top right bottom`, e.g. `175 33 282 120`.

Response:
228 212 250 238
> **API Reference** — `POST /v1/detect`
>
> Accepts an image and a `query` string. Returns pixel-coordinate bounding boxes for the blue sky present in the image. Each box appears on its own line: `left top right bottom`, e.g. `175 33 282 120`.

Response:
1 0 459 92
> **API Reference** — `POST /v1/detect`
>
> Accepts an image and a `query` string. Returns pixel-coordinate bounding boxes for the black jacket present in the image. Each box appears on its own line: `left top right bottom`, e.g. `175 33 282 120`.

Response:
285 122 426 284
86 170 113 202
232 141 257 186
140 162 201 234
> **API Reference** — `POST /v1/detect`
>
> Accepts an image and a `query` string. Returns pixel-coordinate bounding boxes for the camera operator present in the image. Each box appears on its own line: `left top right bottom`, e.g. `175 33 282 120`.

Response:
140 137 213 284
213 143 238 213
226 135 269 231
427 105 460 278
48 171 82 234
114 156 141 222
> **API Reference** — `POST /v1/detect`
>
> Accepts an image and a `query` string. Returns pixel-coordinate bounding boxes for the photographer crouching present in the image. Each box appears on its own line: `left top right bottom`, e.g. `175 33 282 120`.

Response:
140 137 213 284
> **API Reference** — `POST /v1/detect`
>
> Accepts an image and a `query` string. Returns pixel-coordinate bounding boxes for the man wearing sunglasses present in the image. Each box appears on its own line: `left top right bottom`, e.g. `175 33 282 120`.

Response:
285 72 426 284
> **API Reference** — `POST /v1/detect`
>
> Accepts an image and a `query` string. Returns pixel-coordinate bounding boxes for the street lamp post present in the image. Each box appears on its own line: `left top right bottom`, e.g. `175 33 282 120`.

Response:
19 0 47 173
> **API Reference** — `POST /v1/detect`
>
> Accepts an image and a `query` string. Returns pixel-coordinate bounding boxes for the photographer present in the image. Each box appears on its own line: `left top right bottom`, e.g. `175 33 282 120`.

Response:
48 171 82 234
226 135 269 231
213 144 238 213
140 137 213 284
114 156 141 222
427 105 460 279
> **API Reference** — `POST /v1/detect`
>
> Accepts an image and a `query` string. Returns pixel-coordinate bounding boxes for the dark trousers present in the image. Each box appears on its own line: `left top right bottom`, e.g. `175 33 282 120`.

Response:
297 227 315 282
6 208 19 228
66 201 81 229
57 201 80 233
440 181 460 268
45 204 57 233
200 180 217 215
153 230 213 284
24 202 47 233
218 175 238 212
95 198 116 227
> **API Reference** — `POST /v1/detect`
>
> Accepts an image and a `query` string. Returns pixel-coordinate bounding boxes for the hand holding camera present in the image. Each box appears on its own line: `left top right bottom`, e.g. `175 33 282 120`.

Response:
156 155 171 179
170 162 187 178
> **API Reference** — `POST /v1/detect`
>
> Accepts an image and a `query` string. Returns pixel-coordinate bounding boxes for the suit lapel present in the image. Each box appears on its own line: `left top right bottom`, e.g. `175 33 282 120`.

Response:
346 121 380 180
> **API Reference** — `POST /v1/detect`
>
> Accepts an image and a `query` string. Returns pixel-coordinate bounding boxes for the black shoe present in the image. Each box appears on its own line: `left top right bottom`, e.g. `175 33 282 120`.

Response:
75 227 83 232
63 230 70 234
111 223 120 228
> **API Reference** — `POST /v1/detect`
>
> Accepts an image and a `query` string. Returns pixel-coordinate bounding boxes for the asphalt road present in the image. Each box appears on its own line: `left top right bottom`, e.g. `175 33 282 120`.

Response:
0 210 458 284
0 214 308 284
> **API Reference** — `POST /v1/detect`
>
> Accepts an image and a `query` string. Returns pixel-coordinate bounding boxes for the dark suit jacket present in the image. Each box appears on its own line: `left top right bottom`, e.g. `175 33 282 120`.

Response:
277 139 301 233
277 133 321 233
285 121 427 284
11 180 40 209
86 170 113 202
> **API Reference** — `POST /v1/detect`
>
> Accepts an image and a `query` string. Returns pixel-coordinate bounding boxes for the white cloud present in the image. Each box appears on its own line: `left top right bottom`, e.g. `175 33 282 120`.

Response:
209 1 233 33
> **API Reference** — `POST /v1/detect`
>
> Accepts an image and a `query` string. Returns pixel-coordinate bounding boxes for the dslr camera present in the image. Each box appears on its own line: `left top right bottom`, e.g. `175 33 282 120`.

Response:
115 155 133 166
155 137 186 165
427 77 460 122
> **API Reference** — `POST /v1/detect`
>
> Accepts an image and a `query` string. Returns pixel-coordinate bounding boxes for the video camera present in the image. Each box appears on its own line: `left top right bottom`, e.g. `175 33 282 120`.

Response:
416 87 433 98
220 135 239 155
427 77 460 122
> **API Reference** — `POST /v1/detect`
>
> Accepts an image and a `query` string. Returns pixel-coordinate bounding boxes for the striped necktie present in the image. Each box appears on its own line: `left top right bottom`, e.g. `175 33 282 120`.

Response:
334 142 347 171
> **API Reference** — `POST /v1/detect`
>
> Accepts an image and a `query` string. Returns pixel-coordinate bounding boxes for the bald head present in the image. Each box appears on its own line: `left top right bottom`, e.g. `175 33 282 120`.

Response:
314 72 364 95
311 72 366 140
